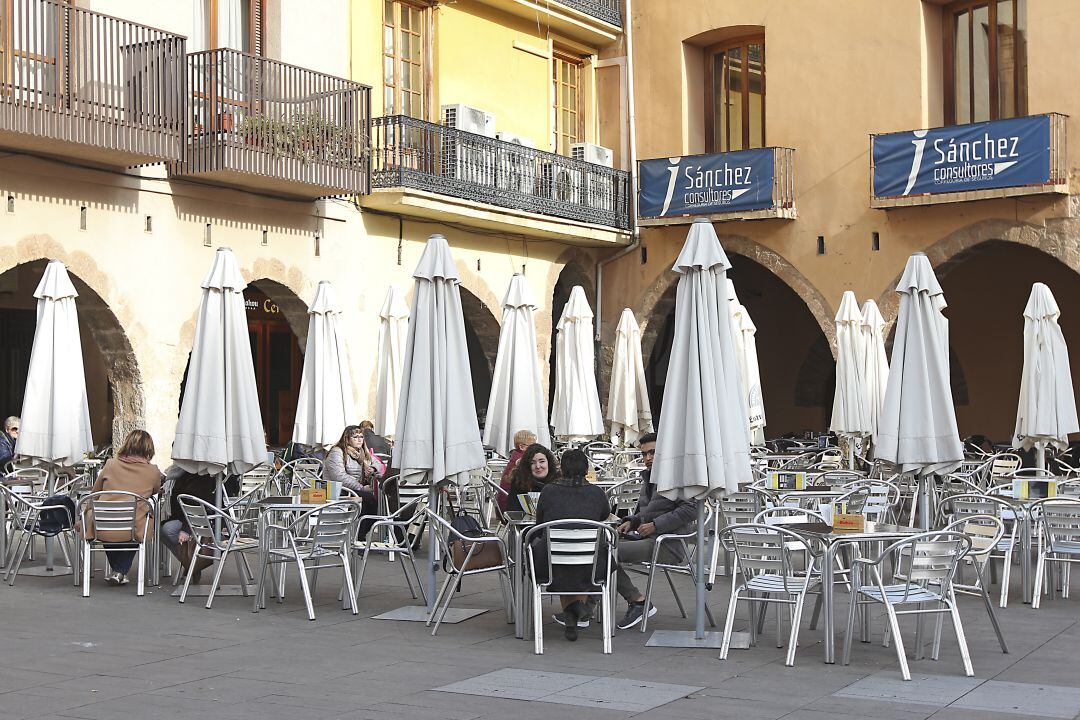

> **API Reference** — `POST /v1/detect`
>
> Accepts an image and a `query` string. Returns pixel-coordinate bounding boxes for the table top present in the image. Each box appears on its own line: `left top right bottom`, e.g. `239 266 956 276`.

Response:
779 521 922 542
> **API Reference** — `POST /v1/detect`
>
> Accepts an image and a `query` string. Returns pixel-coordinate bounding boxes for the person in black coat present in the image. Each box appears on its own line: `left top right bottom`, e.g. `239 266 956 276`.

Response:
531 449 610 641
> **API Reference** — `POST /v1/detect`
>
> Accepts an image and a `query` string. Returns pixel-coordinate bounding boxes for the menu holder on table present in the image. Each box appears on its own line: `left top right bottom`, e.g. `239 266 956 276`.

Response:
767 471 807 491
517 492 540 516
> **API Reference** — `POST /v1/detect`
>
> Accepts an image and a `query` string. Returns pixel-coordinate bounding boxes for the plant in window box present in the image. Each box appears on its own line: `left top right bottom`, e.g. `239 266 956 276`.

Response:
237 112 365 166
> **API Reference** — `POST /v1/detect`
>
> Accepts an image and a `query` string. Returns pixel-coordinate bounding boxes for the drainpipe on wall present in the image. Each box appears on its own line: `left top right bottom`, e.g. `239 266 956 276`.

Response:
595 0 640 342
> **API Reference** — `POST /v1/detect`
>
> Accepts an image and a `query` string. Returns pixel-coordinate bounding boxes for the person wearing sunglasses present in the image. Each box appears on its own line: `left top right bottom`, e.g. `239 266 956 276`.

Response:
612 432 699 630
0 416 19 468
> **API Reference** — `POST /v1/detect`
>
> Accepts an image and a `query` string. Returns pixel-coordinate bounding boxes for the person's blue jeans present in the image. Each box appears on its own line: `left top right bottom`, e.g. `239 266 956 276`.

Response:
104 547 135 574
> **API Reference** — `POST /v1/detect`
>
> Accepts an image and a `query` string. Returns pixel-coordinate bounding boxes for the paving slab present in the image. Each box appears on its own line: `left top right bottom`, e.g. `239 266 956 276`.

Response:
949 680 1080 719
833 671 985 707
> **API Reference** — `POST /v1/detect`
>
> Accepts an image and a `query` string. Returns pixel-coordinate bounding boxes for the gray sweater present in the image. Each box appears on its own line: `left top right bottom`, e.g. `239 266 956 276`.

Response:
627 469 699 535
324 446 370 494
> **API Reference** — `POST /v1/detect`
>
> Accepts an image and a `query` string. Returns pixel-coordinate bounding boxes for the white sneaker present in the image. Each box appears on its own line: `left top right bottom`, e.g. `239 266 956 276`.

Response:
105 571 129 586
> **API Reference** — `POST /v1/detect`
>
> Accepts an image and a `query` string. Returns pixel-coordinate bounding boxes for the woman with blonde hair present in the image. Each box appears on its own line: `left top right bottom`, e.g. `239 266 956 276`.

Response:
87 430 162 586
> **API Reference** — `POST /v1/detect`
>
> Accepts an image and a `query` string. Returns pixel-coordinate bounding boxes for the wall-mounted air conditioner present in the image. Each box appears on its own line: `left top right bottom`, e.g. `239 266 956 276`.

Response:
495 132 537 196
441 104 497 184
570 142 614 168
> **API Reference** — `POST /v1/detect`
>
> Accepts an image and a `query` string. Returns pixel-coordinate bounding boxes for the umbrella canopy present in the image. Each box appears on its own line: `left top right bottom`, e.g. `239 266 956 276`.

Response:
859 299 890 440
173 247 266 476
653 219 752 501
1013 282 1078 453
292 281 356 447
393 234 485 488
375 285 409 438
550 285 604 439
830 290 871 438
484 274 550 456
16 260 93 467
606 308 653 446
728 280 766 445
875 253 962 478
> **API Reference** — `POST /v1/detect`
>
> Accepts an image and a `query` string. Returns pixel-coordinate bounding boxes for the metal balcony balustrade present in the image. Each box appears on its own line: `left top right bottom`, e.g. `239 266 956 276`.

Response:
0 0 186 165
371 114 631 230
172 48 371 199
557 0 622 26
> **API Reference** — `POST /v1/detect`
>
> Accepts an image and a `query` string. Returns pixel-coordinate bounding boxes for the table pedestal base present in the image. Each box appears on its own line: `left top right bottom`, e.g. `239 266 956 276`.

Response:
646 630 748 649
373 605 487 624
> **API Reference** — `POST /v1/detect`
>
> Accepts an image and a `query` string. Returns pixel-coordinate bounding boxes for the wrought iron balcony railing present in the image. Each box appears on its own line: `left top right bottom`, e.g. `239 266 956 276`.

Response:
171 49 371 199
0 0 186 164
557 0 622 26
371 114 631 230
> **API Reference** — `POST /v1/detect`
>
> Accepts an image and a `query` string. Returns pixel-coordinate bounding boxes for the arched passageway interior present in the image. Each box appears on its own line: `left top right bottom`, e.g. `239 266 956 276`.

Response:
244 283 304 446
460 288 500 423
935 241 1080 442
645 255 834 436
0 259 141 448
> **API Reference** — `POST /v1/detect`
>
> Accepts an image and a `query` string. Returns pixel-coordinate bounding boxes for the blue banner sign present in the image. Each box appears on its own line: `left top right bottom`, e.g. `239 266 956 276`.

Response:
639 148 775 218
873 115 1052 199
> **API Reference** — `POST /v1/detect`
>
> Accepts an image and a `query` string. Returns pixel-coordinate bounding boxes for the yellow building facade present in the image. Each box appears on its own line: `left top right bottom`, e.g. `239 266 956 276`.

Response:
603 0 1080 443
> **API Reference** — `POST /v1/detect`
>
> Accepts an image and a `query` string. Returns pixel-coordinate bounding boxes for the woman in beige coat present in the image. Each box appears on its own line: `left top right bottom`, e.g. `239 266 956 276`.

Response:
87 430 162 586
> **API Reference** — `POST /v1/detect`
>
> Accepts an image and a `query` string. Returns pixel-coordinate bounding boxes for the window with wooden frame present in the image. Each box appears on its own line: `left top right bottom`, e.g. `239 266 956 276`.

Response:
705 35 765 153
945 0 1026 125
195 0 264 55
552 48 585 155
383 0 427 118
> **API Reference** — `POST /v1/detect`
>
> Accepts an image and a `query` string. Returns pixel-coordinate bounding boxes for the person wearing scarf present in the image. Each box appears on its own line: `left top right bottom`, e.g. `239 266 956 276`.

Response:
325 425 379 535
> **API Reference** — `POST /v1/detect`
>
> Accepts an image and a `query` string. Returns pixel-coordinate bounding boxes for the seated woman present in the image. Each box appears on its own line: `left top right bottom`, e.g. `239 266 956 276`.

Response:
324 425 379 535
506 443 555 514
87 430 162 586
160 466 218 583
497 430 536 512
532 449 610 641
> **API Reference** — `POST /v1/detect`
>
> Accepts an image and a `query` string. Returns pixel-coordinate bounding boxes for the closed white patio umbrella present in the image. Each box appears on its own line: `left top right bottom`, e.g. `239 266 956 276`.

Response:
1013 282 1078 469
875 253 962 528
606 308 653 446
550 285 603 440
830 290 871 467
292 281 356 448
375 285 409 438
728 281 766 445
651 218 752 645
859 299 890 444
17 260 93 469
484 274 550 457
393 234 486 608
173 247 266 478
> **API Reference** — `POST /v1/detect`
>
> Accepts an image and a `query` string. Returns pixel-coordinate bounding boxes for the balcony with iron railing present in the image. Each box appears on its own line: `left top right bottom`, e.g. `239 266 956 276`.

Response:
471 0 622 44
555 0 622 26
170 49 371 199
369 114 632 234
0 0 186 166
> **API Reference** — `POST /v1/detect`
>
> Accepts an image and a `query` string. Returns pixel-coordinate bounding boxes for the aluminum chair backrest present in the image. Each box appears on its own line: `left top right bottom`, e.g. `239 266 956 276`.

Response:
818 470 864 486
8 467 48 493
1032 498 1080 553
904 534 968 583
720 491 761 526
397 482 431 504
302 502 360 551
943 514 1004 560
240 467 272 496
525 519 616 592
843 480 898 518
1059 480 1080 498
989 453 1021 479
835 487 870 515
949 493 1012 519
177 495 229 547
754 506 828 526
726 524 805 593
583 442 618 472
610 477 643 514
80 491 147 542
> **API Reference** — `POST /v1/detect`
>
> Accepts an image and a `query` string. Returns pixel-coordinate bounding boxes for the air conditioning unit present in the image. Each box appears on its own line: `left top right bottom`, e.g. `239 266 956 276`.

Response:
571 142 614 168
495 132 537 196
441 104 497 184
540 161 583 206
442 103 496 137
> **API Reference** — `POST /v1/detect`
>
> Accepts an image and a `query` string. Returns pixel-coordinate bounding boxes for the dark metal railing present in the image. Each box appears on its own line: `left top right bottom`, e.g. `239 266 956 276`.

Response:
371 114 631 229
178 48 371 196
0 0 186 161
557 0 622 26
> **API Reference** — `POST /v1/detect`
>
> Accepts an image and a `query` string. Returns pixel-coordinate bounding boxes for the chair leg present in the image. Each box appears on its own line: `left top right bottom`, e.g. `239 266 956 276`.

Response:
293 552 315 621
718 585 740 660
640 565 658 633
341 554 358 615
932 602 945 661
253 551 271 613
81 541 91 597
234 549 250 597
533 587 543 655
809 592 823 630
1000 548 1012 608
137 542 146 597
431 574 462 636
775 598 784 648
206 549 229 609
842 587 859 666
397 552 417 599
948 596 974 677
1032 551 1045 609
664 570 686 618
975 564 1008 653
603 581 613 655
785 590 808 667
884 603 911 681
180 545 200 604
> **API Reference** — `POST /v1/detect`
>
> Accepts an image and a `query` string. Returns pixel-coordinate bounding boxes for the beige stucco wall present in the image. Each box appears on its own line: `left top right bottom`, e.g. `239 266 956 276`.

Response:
607 0 1080 440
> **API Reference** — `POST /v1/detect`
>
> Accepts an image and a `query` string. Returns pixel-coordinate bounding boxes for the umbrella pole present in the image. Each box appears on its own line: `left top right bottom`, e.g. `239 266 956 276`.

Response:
427 486 437 612
694 500 706 639
918 475 931 531
1036 442 1046 471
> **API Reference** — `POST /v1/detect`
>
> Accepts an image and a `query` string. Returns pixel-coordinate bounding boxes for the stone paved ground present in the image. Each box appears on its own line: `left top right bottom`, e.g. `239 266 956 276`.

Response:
1 547 1078 720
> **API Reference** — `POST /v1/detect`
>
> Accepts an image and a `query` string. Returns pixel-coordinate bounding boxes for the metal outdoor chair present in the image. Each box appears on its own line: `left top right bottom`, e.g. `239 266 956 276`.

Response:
1 485 76 584
606 473 644 518
425 507 514 636
939 514 1009 653
524 519 618 654
710 491 763 588
843 531 973 680
637 502 717 632
253 500 361 620
395 480 432 551
842 479 901 523
176 494 261 608
76 490 153 597
940 492 1019 607
718 524 823 666
1030 497 1080 609
350 496 429 606
274 458 323 495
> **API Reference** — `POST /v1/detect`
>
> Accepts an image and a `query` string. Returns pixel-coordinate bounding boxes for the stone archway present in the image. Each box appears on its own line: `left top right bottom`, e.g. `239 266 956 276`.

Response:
459 286 501 419
0 253 144 447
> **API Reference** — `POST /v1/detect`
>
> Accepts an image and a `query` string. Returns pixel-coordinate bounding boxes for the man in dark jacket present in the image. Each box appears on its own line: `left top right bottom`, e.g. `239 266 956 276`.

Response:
0 416 19 468
613 432 698 629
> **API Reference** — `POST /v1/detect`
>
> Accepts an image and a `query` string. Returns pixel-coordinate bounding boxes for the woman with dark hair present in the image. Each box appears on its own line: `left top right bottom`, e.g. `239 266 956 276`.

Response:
506 443 556 513
325 425 379 534
532 448 610 641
